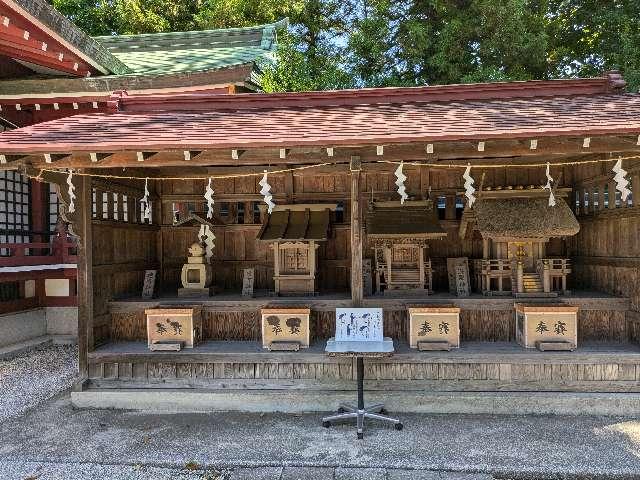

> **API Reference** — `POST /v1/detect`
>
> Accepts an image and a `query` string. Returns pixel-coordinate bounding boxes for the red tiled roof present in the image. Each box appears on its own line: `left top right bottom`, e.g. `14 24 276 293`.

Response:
1 86 640 154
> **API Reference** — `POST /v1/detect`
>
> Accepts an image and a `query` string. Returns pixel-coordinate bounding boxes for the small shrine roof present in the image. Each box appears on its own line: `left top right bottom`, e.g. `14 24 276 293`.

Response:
258 204 334 242
460 196 580 241
172 212 224 227
366 200 446 239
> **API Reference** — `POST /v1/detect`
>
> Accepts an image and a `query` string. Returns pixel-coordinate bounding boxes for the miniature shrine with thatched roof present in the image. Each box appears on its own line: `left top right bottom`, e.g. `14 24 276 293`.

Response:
460 187 580 296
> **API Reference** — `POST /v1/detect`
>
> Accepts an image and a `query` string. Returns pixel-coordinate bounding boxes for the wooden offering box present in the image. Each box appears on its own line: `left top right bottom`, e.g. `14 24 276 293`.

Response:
515 304 578 351
145 307 203 350
261 307 311 350
407 306 461 350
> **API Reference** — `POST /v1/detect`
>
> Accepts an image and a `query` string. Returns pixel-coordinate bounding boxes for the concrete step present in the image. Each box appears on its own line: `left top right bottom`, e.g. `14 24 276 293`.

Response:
72 389 640 416
0 335 53 361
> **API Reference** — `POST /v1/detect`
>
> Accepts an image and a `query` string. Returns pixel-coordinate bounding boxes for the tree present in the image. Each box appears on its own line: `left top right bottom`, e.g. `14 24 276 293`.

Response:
51 0 640 91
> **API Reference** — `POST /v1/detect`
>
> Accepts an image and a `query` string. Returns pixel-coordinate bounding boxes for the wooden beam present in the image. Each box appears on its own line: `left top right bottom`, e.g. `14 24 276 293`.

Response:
44 153 70 164
11 134 640 170
89 152 112 163
350 155 363 307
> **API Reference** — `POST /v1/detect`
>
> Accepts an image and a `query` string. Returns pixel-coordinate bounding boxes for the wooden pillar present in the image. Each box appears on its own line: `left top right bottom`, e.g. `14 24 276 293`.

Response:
385 246 392 289
516 261 523 294
590 186 598 213
94 188 104 219
76 175 93 381
597 184 606 211
542 260 551 293
418 246 425 288
30 179 46 242
308 240 316 293
273 243 280 294
608 181 617 209
445 194 456 220
105 190 114 220
350 156 363 306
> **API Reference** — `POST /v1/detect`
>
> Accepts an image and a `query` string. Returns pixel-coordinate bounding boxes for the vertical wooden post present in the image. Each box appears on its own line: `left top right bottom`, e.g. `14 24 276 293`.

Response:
590 186 598 213
608 181 617 209
76 175 93 381
30 179 46 243
273 243 280 295
418 246 425 289
105 190 114 220
350 156 363 306
597 184 605 211
632 174 640 208
444 194 456 220
308 240 316 293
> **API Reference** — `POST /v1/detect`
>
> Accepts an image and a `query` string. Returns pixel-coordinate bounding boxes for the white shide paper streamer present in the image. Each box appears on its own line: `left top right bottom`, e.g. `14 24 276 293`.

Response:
543 162 556 207
204 177 215 219
66 170 76 213
613 158 631 202
394 161 408 204
463 164 476 208
259 170 276 214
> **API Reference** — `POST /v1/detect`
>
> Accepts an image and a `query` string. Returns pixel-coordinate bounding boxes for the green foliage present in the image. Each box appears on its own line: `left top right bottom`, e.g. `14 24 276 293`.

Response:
51 0 640 91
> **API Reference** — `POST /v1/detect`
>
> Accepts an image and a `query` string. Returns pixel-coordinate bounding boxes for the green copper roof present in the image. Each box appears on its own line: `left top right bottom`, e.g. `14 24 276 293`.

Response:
93 19 287 75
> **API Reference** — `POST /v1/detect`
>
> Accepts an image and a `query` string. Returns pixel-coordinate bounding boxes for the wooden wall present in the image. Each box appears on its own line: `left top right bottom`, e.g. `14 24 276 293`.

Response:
91 179 160 345
157 165 570 294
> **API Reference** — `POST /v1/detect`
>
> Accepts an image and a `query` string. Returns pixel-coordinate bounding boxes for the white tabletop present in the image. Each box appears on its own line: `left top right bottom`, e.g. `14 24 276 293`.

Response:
325 337 395 355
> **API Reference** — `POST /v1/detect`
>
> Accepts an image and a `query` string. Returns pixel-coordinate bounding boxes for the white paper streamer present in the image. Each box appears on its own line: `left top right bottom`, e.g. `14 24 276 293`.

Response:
259 170 276 214
394 161 408 204
613 158 631 202
140 177 151 222
463 164 476 207
543 162 556 207
198 224 215 260
204 177 215 219
66 169 76 213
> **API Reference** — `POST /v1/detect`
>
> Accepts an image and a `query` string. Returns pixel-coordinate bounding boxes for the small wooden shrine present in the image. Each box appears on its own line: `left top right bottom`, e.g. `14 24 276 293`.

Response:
366 200 446 294
257 204 335 296
460 188 580 296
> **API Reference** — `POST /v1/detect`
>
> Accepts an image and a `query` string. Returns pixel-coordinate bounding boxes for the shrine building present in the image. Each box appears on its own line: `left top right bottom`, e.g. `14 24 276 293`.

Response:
2 0 640 414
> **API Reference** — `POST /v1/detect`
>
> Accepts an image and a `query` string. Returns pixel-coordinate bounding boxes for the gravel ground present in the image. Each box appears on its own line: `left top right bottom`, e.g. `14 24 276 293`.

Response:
0 393 639 479
0 344 78 422
0 461 230 480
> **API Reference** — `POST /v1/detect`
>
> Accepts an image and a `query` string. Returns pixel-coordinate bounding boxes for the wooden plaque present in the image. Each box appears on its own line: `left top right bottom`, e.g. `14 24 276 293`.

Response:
146 307 202 349
242 268 255 297
447 258 470 297
261 307 311 349
408 306 461 349
141 269 157 299
515 304 578 350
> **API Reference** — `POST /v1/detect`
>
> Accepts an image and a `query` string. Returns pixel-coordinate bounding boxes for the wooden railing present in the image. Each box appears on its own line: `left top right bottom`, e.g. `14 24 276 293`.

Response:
0 235 77 267
474 259 513 295
536 258 571 293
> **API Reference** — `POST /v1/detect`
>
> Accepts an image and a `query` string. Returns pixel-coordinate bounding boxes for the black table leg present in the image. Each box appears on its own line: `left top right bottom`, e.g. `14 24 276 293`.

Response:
322 355 403 438
357 356 364 411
